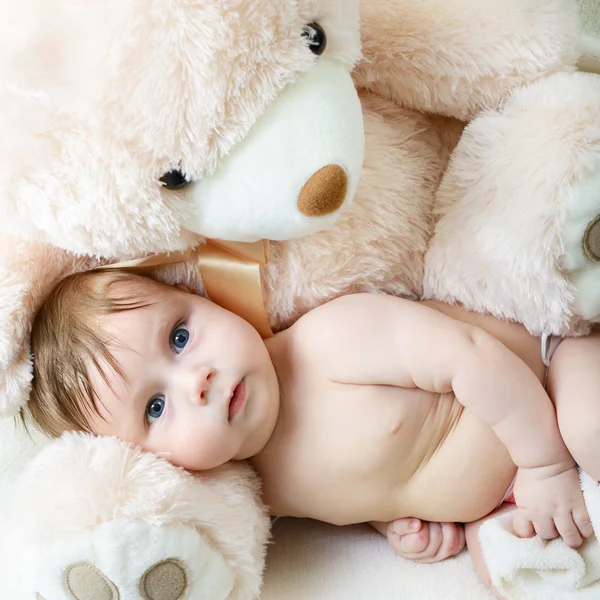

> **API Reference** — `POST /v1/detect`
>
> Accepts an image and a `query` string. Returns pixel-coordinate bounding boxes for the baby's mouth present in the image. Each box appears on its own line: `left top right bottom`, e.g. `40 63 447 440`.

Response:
228 379 246 421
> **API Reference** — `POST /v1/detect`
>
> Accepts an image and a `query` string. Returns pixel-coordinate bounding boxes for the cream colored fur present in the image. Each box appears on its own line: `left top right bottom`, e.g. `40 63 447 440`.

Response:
1 432 270 599
1 0 599 598
423 71 600 336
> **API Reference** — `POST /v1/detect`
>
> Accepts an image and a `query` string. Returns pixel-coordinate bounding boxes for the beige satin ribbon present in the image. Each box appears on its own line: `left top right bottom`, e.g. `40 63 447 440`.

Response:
98 239 273 338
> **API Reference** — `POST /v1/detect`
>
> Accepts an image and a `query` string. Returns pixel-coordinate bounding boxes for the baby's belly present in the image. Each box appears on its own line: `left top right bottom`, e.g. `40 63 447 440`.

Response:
399 404 516 523
259 385 515 526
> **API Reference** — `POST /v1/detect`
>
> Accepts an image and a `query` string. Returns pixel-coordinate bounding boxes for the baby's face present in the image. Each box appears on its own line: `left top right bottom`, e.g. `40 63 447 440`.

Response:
88 281 280 471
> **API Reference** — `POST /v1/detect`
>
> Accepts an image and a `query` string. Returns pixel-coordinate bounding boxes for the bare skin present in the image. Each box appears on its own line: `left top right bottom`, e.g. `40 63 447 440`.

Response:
84 280 597 591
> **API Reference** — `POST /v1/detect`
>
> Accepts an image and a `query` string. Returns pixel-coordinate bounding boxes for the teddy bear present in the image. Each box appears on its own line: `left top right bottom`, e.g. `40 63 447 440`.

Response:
2 0 600 598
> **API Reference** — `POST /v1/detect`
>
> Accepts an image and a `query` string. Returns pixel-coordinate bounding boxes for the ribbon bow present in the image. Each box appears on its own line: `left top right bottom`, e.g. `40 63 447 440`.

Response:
99 239 273 338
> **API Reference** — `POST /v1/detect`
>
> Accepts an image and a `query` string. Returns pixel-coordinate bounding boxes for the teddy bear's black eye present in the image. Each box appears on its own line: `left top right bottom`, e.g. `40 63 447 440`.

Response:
302 23 327 56
160 170 192 191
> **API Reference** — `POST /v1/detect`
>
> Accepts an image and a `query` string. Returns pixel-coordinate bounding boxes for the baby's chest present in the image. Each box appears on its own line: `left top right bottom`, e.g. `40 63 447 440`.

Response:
303 383 432 467
261 383 441 523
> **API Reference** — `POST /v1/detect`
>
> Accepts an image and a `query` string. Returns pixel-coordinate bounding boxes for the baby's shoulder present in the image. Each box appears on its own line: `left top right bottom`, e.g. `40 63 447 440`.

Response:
298 293 412 324
292 293 419 342
286 294 414 374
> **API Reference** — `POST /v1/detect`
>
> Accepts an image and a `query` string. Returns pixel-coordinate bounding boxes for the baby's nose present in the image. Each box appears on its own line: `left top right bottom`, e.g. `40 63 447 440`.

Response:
189 366 215 405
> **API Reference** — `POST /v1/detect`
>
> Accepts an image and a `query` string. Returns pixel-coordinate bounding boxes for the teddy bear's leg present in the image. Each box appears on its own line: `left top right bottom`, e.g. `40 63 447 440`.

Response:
354 0 580 120
4 435 269 600
0 237 98 415
424 72 600 337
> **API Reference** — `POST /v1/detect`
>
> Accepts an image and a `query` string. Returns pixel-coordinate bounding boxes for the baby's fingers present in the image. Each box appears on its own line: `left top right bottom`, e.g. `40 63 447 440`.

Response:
573 507 594 540
554 513 583 548
533 518 559 541
512 510 536 539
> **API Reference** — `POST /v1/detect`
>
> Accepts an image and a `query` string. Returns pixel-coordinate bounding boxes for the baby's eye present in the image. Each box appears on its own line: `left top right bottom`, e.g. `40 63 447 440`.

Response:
146 396 166 423
171 324 189 354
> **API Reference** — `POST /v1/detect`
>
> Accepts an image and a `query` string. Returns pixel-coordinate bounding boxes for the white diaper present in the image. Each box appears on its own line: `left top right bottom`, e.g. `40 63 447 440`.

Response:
541 333 563 368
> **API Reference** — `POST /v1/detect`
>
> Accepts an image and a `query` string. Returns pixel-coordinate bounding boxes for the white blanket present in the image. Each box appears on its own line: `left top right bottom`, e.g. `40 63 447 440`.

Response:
262 518 493 600
480 472 600 599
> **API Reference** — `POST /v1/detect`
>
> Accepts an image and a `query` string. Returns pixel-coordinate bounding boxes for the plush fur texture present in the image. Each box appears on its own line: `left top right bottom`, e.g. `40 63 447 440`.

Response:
0 238 101 415
1 0 358 255
0 0 591 406
424 71 600 336
353 0 581 120
1 433 270 599
1 0 598 598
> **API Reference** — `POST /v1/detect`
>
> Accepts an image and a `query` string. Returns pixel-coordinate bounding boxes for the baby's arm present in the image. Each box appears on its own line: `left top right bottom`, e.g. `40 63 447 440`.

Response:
303 294 589 547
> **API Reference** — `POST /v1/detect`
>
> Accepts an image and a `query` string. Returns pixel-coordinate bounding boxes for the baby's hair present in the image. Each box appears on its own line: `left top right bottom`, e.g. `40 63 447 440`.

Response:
22 269 162 438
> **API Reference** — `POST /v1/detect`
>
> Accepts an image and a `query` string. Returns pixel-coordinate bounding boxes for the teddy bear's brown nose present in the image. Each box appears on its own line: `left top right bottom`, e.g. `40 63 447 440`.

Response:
297 165 348 217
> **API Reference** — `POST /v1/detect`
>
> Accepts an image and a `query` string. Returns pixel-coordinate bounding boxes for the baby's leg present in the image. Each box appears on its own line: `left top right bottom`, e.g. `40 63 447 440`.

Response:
547 331 600 480
465 503 516 600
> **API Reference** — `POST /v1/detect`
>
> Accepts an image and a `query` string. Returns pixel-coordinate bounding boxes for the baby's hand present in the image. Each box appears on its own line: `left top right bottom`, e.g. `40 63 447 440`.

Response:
513 464 593 548
387 518 465 563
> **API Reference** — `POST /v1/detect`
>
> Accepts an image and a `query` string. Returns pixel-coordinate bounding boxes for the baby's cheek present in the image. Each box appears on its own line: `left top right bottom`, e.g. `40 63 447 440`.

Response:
174 422 234 471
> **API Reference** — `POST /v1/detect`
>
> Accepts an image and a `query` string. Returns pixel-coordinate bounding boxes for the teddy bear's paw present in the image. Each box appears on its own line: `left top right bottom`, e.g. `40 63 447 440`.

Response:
21 520 236 600
426 71 600 335
35 559 190 600
562 166 600 323
582 215 600 263
5 434 269 600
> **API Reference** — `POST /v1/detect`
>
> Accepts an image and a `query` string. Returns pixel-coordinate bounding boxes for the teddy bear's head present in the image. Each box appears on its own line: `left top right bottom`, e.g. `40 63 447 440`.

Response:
0 0 364 258
0 0 364 415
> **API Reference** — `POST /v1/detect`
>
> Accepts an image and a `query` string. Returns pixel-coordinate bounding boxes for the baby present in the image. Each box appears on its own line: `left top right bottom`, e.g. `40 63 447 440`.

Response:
25 269 600 593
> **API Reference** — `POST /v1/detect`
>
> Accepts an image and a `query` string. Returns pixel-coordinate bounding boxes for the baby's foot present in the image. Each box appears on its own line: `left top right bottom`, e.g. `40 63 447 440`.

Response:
387 518 466 563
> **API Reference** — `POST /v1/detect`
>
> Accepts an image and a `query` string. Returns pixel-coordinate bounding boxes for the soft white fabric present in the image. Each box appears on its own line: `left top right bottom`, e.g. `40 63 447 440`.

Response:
480 471 600 599
184 58 365 242
262 519 493 600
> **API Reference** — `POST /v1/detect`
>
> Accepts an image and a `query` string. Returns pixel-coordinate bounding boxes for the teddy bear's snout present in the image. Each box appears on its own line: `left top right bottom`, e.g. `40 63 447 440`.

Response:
297 164 348 217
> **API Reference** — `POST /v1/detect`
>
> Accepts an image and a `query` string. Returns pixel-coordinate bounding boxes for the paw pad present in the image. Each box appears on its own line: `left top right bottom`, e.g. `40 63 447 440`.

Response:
583 214 600 262
66 563 119 600
37 559 190 600
140 559 188 600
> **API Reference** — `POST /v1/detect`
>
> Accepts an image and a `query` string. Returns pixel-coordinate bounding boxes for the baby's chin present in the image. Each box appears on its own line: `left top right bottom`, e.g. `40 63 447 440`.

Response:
164 443 241 472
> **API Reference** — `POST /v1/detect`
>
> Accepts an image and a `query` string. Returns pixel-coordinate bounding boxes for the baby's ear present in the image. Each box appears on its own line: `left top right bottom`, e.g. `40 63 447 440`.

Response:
0 237 99 416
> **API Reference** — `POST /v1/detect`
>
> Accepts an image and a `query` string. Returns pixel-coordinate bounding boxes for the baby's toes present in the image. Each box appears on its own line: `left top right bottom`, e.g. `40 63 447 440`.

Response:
436 523 466 560
388 520 430 556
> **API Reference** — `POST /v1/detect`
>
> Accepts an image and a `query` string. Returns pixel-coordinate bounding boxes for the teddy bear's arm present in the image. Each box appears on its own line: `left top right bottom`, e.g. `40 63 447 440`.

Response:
354 0 581 120
423 71 600 337
0 236 99 415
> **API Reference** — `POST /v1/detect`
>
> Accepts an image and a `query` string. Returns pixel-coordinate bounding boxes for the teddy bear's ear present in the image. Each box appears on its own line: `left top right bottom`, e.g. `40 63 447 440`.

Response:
0 236 99 416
